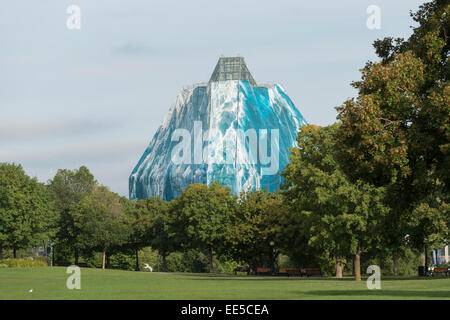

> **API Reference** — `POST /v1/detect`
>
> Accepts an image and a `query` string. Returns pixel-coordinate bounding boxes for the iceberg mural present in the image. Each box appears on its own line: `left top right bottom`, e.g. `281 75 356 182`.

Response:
129 57 307 200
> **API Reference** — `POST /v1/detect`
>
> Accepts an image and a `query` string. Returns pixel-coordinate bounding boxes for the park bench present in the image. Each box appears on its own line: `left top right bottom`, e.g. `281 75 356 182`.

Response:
278 268 301 276
56 261 88 267
233 266 250 275
431 267 449 277
287 268 302 276
278 268 288 276
301 268 322 277
256 267 272 275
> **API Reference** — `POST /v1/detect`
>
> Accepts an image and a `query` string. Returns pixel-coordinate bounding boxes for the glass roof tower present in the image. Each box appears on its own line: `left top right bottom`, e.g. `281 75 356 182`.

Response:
209 56 257 86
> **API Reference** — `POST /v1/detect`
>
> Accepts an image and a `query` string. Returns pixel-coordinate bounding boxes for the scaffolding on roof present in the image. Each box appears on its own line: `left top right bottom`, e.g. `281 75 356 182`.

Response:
209 56 257 86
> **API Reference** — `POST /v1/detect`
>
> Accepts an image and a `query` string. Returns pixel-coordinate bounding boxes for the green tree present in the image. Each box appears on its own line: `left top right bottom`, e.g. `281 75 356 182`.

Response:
227 189 284 274
77 186 129 269
171 182 235 273
48 166 95 264
336 0 449 267
0 163 55 258
148 198 178 272
282 125 388 280
127 197 175 271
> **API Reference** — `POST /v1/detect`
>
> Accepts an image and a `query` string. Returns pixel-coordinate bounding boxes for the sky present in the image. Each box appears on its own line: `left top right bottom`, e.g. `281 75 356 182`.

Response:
0 0 428 197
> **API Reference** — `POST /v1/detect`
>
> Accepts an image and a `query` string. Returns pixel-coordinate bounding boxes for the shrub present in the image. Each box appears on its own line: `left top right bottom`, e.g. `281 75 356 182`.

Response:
165 250 209 273
139 247 159 271
109 252 135 271
215 258 239 274
0 258 48 268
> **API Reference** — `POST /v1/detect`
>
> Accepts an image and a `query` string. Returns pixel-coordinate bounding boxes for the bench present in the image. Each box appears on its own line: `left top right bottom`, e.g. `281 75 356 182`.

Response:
431 267 449 276
278 268 288 275
301 268 322 277
256 267 272 275
278 268 301 276
234 266 250 275
56 261 88 267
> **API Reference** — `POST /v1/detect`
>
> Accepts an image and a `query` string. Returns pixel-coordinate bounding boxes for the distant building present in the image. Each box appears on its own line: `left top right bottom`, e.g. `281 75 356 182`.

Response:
129 56 307 200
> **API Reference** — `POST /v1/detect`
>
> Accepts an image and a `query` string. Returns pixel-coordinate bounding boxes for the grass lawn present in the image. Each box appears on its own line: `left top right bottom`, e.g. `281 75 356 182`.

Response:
0 267 449 300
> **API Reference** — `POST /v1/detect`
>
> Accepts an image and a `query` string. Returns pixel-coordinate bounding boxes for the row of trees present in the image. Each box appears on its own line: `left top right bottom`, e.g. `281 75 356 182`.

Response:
0 146 446 278
0 163 283 273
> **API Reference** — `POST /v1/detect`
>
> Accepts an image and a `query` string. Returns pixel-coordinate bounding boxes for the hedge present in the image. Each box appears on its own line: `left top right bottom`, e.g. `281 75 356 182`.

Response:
0 258 48 268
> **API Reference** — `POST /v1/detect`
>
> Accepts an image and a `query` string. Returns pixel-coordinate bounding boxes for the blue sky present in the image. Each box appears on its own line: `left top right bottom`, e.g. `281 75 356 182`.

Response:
0 0 427 196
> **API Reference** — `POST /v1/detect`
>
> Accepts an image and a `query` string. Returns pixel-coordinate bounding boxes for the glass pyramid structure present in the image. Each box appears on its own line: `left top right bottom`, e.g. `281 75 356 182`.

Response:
209 56 257 86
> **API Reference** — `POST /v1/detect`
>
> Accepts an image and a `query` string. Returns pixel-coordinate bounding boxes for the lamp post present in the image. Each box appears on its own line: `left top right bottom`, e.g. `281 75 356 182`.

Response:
135 247 140 272
424 237 429 276
50 241 55 267
445 235 449 264
269 241 275 275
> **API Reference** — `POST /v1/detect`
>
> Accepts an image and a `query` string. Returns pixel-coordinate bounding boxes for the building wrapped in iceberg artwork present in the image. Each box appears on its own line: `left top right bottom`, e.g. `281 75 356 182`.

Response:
129 57 307 200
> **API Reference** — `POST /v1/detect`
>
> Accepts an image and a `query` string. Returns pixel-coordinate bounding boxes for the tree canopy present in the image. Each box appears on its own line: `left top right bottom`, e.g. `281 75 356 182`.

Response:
171 182 235 273
282 124 388 279
0 163 55 258
336 0 449 254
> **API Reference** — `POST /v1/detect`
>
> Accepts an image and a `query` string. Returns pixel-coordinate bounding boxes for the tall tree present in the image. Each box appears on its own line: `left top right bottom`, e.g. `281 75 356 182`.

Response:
48 166 95 264
0 163 55 258
127 197 175 271
227 190 284 274
171 182 235 273
282 125 388 280
77 186 129 269
336 0 449 267
148 198 178 272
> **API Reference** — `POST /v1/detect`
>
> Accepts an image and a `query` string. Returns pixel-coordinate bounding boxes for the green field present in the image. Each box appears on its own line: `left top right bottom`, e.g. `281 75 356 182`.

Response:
0 267 449 300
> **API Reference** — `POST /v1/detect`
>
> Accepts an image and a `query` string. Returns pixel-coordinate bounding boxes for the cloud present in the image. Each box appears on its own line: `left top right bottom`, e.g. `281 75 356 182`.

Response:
71 60 155 76
114 43 154 56
0 138 146 168
0 138 148 197
0 117 119 144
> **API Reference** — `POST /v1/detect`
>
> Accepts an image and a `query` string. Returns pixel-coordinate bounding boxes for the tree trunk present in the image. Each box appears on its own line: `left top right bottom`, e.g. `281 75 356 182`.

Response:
13 247 17 259
162 252 168 272
102 250 106 270
0 243 3 260
251 264 257 275
393 250 399 276
135 247 140 271
335 256 343 278
352 256 355 276
74 247 79 265
355 246 362 281
208 246 214 273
